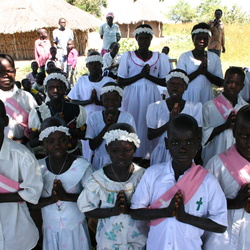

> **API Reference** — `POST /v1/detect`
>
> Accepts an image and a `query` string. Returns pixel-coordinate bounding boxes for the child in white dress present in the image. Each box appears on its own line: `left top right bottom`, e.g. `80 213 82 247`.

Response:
86 82 136 170
34 117 93 250
78 123 147 249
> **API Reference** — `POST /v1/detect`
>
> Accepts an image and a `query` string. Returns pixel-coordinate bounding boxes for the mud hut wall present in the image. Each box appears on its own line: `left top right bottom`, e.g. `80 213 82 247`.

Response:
0 28 88 60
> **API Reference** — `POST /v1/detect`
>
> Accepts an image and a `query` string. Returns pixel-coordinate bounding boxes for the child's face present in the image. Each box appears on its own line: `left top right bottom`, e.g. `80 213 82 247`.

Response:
87 61 102 75
50 49 57 57
31 62 38 71
102 91 121 112
223 73 244 99
67 41 74 50
22 80 32 91
0 59 16 91
192 33 209 50
167 77 186 100
110 44 119 54
234 117 250 161
167 127 200 168
43 131 68 158
106 140 135 169
46 80 65 101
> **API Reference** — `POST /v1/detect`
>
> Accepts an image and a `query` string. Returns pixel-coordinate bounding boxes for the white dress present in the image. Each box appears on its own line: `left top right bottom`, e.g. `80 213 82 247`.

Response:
67 76 115 161
39 157 93 250
177 51 223 104
0 136 43 250
86 110 136 170
77 164 148 250
118 51 170 158
204 152 250 250
131 161 228 250
146 100 202 165
202 94 247 165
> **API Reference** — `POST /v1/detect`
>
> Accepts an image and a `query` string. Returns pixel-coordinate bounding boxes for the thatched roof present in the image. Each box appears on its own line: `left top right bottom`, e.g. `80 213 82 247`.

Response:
105 0 168 24
0 0 102 34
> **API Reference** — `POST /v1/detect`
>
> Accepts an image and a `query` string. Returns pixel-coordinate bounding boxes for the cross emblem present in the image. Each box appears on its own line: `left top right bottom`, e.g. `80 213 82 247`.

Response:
196 197 203 211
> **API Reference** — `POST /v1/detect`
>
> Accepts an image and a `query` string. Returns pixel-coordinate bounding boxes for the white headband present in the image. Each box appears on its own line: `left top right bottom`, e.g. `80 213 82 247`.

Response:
192 28 212 37
85 55 103 64
166 71 189 85
39 126 70 141
44 73 68 87
101 86 123 97
133 27 154 36
103 129 140 148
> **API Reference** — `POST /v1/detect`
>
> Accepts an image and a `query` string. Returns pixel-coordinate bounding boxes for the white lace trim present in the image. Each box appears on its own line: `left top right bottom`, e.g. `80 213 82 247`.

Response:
166 71 189 85
103 129 140 148
133 27 154 36
39 126 70 141
85 55 103 64
101 86 123 97
44 73 68 87
192 28 212 37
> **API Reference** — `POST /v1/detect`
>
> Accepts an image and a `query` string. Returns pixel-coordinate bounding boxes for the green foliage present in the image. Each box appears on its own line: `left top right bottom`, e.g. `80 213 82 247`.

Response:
119 38 137 53
223 5 250 24
196 0 221 21
66 0 107 18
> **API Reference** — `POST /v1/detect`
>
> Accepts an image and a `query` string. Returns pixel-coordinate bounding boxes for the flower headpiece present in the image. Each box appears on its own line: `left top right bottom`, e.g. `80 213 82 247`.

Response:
133 27 154 36
192 28 212 37
101 86 123 97
166 71 189 85
44 73 68 87
85 55 103 64
39 126 70 141
103 129 140 148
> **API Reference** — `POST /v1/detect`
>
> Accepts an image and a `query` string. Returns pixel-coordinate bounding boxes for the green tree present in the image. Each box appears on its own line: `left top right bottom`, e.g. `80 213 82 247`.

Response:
168 0 196 23
196 0 222 22
223 5 249 24
66 0 107 18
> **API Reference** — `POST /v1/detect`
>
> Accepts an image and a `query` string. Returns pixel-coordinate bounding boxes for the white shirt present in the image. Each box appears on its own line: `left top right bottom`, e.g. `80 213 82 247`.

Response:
0 136 43 250
53 28 74 55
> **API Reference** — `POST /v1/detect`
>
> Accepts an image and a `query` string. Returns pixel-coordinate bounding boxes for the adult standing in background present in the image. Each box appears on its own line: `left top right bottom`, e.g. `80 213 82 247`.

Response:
34 28 51 72
208 9 225 57
99 12 121 56
53 18 74 71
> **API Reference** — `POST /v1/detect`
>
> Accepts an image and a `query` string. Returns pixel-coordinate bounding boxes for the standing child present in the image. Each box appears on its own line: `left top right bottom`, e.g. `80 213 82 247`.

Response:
131 114 227 250
203 105 250 250
0 100 43 249
78 123 147 249
67 39 78 87
45 46 63 71
86 82 136 170
33 116 92 250
26 61 39 84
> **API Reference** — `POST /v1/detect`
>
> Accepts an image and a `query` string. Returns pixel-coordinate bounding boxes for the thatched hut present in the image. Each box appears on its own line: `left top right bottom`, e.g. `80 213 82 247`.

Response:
0 0 102 59
105 0 168 38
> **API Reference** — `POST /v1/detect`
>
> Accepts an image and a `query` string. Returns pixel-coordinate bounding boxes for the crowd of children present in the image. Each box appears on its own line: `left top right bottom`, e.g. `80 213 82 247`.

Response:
0 20 250 250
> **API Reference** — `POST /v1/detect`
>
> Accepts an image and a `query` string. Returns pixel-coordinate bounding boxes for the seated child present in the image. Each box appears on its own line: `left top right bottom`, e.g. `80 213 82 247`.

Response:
202 67 248 165
32 116 92 249
26 61 38 84
32 71 46 95
77 123 147 249
147 69 202 165
86 82 136 170
0 99 43 249
203 105 250 250
131 114 227 250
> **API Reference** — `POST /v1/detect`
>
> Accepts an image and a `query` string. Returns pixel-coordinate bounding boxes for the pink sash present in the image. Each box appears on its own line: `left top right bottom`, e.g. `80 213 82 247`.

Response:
5 98 29 137
149 163 208 226
212 94 236 120
0 174 21 193
219 145 250 186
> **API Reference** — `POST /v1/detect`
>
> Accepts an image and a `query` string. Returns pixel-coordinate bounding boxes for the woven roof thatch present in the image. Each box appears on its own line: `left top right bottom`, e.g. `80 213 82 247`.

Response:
0 0 102 34
106 0 168 25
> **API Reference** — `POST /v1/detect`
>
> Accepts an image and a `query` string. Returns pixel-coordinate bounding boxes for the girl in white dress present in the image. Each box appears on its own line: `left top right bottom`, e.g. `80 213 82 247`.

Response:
147 69 202 165
78 123 147 250
34 117 93 250
177 22 223 104
86 82 136 170
118 24 170 160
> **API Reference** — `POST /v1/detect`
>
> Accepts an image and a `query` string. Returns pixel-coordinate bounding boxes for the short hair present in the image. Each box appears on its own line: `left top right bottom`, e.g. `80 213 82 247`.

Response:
109 42 120 50
225 67 245 82
58 18 66 24
191 23 211 39
234 105 250 132
31 61 38 66
87 50 101 57
215 9 223 15
168 114 201 140
37 28 46 36
0 54 15 68
21 78 31 87
40 116 67 132
107 123 136 134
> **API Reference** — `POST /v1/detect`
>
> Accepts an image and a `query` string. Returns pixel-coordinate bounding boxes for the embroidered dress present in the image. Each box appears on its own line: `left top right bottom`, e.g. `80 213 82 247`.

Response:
177 51 223 104
202 94 247 165
39 157 93 250
131 161 227 250
86 110 136 170
204 146 250 250
118 51 170 158
147 100 202 165
77 164 147 250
